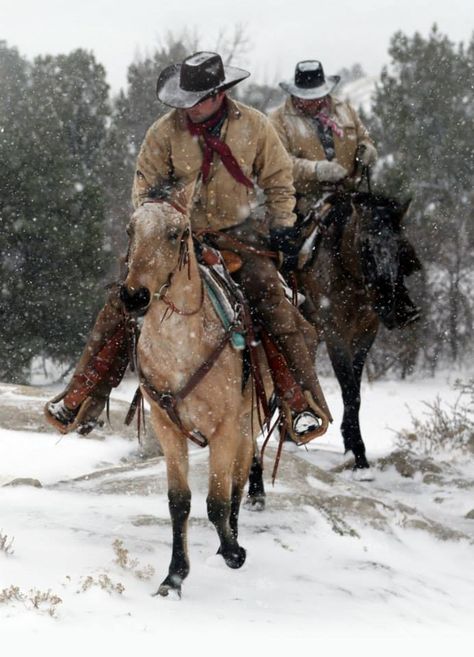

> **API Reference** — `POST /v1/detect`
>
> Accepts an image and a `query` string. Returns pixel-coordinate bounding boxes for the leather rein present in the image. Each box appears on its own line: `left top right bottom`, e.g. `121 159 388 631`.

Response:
154 227 205 322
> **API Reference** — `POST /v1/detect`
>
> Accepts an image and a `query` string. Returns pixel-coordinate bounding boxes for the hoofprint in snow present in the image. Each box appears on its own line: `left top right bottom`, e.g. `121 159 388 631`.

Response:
1 372 473 652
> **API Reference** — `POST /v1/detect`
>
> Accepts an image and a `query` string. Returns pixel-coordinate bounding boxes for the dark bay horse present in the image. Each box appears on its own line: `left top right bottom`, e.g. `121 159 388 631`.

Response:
298 191 415 478
245 190 416 501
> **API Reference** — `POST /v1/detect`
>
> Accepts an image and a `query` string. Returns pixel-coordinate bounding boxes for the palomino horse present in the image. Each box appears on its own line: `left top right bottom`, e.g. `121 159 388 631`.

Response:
120 192 260 597
297 191 415 478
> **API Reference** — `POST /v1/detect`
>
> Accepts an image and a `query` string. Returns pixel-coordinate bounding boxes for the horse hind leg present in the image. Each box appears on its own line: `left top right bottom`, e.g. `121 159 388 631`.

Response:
243 373 269 511
245 453 266 512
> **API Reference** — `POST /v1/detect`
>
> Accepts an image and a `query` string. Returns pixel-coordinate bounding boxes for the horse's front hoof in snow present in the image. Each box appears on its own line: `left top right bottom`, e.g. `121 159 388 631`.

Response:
154 575 182 599
243 493 265 512
218 545 247 569
352 466 375 482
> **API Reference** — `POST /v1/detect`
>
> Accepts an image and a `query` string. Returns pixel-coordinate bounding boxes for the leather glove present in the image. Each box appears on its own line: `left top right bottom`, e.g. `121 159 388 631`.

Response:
314 160 348 183
358 142 378 166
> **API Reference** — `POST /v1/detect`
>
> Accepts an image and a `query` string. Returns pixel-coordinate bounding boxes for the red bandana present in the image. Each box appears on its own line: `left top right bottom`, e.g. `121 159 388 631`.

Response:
187 99 254 189
314 98 344 138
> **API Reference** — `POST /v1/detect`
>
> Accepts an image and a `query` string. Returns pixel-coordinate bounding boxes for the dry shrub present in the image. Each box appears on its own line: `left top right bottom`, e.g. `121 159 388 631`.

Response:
0 531 14 556
112 539 155 580
0 585 62 617
396 379 474 455
78 574 125 595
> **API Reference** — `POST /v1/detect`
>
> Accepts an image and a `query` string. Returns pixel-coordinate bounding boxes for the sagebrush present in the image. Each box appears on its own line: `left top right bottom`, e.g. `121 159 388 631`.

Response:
396 379 474 455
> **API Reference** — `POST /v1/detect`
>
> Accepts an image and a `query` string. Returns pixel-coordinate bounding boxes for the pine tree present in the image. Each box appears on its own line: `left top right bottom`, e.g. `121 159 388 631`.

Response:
0 47 111 381
369 26 474 370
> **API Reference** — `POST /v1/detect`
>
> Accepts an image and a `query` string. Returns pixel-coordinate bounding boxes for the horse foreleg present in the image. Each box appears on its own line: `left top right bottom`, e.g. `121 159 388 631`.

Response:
208 428 247 569
352 332 377 388
326 341 370 470
151 411 191 598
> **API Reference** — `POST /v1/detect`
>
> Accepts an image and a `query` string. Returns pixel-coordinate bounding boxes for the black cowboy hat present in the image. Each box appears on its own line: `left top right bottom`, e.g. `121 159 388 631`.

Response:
156 51 250 109
279 60 340 100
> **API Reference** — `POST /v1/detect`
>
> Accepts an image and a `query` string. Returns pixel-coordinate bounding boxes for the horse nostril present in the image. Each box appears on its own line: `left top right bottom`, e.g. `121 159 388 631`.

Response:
120 285 151 313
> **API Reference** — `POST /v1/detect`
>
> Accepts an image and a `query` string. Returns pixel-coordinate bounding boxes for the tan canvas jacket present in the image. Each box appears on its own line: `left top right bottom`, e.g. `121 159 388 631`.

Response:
132 97 296 232
269 95 374 209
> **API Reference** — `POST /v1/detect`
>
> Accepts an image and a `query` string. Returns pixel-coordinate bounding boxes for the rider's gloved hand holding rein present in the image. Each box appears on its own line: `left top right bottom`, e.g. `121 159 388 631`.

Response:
357 142 378 167
314 159 347 183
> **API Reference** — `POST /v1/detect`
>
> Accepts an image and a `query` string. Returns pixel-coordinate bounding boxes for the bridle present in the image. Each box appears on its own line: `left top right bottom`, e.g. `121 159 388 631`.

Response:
152 225 205 321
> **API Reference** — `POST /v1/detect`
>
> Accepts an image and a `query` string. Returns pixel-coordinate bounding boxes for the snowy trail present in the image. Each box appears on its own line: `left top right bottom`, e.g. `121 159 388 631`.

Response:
1 373 473 651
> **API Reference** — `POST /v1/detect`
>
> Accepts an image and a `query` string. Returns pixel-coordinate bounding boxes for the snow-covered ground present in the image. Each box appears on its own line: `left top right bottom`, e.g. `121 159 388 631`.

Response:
1 371 473 654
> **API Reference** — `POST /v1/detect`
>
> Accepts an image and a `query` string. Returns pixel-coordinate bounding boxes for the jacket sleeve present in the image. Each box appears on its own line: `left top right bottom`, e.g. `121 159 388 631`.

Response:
269 108 317 187
253 115 296 229
131 118 173 209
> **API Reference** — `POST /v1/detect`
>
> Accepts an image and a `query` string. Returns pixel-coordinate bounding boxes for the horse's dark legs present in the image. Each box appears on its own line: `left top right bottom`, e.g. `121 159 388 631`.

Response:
230 485 243 539
157 488 191 597
207 434 248 569
326 342 369 469
245 454 266 510
207 495 246 569
352 333 377 389
153 426 192 598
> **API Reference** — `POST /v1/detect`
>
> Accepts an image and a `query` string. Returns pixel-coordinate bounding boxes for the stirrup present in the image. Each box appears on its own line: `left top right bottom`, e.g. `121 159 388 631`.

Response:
283 390 329 445
44 394 99 435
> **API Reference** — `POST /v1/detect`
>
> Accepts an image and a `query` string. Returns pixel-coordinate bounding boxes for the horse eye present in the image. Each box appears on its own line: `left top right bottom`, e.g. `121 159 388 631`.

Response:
167 229 180 242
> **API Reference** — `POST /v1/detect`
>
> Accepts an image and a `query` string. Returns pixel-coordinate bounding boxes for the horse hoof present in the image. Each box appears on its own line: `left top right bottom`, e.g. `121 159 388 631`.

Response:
154 575 182 599
220 546 247 569
352 466 375 482
243 494 265 512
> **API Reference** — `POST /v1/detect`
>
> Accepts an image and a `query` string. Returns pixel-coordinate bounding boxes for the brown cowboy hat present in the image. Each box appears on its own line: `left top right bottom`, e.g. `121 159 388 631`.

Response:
156 51 250 109
279 60 340 100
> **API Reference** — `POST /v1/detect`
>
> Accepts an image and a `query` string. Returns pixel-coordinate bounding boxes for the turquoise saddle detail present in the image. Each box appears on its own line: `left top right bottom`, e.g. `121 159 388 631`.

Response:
204 281 246 350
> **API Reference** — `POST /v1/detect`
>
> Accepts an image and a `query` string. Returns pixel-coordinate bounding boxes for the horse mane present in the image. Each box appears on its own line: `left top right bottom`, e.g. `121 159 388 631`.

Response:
325 191 407 235
318 190 406 259
320 192 353 252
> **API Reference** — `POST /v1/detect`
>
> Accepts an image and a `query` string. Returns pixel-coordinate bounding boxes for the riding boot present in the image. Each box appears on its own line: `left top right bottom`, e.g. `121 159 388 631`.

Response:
214 216 332 439
44 283 130 435
271 326 332 423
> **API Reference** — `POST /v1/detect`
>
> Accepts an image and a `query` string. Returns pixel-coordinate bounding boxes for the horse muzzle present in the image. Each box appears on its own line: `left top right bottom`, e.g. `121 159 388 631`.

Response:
120 285 151 315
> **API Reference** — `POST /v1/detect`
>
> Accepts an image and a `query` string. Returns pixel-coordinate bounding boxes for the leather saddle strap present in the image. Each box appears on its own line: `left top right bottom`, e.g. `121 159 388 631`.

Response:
134 327 234 447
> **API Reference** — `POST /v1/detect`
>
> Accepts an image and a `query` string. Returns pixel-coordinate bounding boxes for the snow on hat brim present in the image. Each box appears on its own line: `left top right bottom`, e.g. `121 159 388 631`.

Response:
279 75 340 100
157 63 250 109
